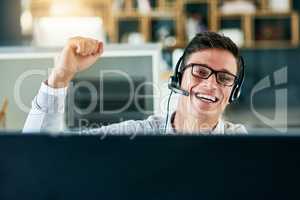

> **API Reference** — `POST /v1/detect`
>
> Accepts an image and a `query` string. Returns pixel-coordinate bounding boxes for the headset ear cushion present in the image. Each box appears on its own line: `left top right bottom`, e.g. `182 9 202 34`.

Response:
233 86 241 100
177 72 182 86
229 56 245 103
235 85 242 98
229 77 244 103
229 82 240 103
169 76 177 87
229 85 236 103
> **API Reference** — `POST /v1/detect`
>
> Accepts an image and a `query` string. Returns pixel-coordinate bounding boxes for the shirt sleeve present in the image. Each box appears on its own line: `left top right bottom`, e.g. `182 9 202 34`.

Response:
22 81 68 133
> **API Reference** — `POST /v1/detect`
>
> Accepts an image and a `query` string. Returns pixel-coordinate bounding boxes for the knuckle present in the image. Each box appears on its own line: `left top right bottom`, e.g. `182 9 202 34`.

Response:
68 36 80 43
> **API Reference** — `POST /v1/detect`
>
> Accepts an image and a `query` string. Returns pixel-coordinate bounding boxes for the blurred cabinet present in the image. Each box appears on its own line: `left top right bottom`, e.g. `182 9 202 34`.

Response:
30 0 299 48
217 0 299 48
111 0 185 47
109 0 299 48
111 0 220 47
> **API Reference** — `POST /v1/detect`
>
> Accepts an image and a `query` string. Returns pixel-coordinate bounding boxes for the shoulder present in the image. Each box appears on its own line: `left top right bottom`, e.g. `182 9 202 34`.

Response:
223 120 248 134
144 115 166 130
146 115 165 123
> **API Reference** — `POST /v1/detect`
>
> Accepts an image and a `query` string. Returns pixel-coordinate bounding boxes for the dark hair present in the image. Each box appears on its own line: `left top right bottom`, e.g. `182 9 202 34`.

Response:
180 32 241 73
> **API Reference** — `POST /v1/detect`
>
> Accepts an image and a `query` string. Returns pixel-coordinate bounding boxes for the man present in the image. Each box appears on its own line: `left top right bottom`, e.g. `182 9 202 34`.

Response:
23 32 247 134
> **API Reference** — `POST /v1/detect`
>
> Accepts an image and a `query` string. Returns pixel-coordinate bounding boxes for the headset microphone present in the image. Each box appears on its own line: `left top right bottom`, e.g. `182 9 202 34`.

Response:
168 77 189 96
168 56 190 96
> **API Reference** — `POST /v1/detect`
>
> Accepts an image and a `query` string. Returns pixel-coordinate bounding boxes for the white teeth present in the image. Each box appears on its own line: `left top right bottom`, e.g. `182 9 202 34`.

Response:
195 93 217 102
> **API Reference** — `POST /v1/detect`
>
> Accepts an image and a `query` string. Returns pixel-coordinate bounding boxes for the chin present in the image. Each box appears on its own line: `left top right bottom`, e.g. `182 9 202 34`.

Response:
191 99 221 117
191 107 220 119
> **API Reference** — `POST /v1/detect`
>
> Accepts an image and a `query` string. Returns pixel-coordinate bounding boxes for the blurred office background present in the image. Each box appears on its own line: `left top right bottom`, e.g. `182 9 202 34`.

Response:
0 0 299 132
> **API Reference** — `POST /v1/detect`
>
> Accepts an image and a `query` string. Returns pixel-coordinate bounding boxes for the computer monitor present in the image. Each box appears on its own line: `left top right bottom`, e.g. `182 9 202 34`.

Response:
0 47 54 130
65 44 162 128
0 133 299 200
0 44 161 131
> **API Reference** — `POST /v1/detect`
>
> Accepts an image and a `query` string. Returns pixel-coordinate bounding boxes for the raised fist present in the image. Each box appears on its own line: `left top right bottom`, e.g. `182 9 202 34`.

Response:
48 37 104 88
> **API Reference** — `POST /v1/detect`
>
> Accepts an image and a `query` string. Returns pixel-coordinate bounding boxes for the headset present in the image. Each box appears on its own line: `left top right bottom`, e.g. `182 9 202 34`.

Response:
168 53 245 104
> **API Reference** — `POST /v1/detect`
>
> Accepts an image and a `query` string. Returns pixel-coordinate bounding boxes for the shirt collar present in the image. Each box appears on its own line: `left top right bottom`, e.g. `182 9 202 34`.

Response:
166 112 225 135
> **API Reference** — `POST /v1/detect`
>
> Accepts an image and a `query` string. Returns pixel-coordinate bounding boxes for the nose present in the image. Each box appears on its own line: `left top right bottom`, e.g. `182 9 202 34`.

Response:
200 73 218 89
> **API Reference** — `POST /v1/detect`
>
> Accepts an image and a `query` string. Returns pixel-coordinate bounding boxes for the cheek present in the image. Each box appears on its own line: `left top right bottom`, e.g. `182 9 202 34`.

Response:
222 87 232 103
180 72 194 90
179 75 196 105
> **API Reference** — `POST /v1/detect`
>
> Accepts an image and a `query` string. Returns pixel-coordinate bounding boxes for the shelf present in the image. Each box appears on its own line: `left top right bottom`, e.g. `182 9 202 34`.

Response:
114 12 143 18
249 40 299 49
162 42 186 50
29 0 299 48
255 11 298 17
184 0 212 4
218 11 254 16
149 11 177 18
218 11 297 18
115 11 177 18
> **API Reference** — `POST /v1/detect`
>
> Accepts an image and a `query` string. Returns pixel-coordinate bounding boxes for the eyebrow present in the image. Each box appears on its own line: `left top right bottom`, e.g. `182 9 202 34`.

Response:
189 63 236 76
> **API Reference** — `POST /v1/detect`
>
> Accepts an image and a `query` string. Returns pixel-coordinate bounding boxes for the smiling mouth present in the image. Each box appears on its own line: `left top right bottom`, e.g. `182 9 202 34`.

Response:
195 93 219 103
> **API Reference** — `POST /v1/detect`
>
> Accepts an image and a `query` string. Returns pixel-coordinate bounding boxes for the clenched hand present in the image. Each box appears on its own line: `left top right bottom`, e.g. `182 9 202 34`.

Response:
48 37 104 88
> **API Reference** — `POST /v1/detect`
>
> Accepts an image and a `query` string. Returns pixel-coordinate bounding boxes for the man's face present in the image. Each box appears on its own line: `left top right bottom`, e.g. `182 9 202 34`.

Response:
178 48 238 119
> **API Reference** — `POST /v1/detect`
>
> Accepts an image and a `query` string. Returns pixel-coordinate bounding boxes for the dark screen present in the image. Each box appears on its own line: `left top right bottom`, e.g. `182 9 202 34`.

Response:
0 134 299 200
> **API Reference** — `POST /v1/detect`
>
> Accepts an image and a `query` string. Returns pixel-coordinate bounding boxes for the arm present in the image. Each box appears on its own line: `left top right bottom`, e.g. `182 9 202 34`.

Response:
23 37 104 133
22 82 67 133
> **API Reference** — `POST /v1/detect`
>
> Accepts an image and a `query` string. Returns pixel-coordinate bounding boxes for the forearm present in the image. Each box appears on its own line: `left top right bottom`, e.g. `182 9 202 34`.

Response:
48 67 75 88
23 81 68 133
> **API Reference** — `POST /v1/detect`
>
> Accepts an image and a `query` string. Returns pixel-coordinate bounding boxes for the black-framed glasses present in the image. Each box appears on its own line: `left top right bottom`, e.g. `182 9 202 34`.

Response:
185 63 237 86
